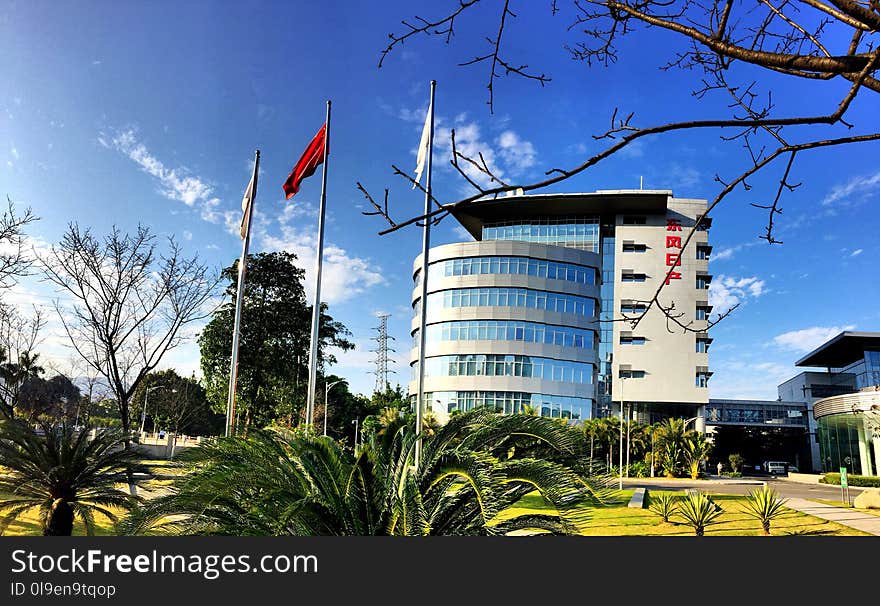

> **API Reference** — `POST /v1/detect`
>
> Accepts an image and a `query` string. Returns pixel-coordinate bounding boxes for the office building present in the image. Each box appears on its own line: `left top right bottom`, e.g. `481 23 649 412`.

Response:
408 190 712 427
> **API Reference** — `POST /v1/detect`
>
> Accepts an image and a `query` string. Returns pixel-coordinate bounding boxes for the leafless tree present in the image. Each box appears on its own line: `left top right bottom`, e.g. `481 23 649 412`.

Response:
39 224 218 470
0 197 37 292
365 0 880 333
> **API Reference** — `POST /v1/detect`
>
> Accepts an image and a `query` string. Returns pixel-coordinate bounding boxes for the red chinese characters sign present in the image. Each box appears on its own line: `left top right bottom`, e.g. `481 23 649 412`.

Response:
665 218 682 285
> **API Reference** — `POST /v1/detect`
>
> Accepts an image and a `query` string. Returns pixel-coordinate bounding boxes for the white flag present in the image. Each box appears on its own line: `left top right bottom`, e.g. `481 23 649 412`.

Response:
413 98 433 189
239 162 259 239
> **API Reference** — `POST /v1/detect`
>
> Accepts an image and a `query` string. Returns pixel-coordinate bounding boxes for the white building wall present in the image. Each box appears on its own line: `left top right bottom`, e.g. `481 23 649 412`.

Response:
611 196 709 409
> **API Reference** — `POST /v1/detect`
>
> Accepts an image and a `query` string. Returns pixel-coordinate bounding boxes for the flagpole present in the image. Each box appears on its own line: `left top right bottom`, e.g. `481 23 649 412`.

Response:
414 81 435 470
226 149 260 438
306 100 331 430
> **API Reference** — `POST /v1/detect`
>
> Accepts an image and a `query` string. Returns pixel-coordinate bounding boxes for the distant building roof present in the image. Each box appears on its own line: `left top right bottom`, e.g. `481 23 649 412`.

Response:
451 190 674 239
795 331 880 368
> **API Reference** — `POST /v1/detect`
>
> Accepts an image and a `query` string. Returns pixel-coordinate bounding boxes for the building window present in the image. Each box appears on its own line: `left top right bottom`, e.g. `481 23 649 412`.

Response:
621 303 647 314
622 243 648 253
695 305 710 320
619 370 646 379
620 336 646 345
695 372 710 387
622 273 647 282
426 287 596 316
696 216 712 231
696 338 711 353
420 320 596 350
481 217 600 251
696 246 711 260
427 256 597 285
416 355 594 385
622 216 646 225
696 275 712 289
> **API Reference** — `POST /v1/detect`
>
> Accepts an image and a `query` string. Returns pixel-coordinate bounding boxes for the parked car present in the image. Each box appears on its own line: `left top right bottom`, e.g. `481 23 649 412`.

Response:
763 461 789 474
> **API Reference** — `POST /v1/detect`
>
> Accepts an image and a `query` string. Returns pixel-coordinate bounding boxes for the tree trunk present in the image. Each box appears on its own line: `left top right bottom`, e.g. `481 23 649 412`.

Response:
45 500 75 536
695 526 704 537
118 395 138 497
589 434 594 475
763 522 770 535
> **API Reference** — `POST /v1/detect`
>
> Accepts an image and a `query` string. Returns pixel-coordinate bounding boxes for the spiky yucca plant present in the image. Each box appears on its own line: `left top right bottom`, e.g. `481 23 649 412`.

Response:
741 485 788 535
0 415 140 535
647 492 679 523
123 410 613 536
675 491 723 536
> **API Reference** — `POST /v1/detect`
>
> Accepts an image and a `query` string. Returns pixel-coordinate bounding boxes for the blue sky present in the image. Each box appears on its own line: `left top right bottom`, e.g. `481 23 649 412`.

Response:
2 1 878 400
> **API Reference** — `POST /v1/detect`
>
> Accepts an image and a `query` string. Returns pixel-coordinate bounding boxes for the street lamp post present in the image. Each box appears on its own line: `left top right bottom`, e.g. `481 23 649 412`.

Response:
140 385 163 435
625 404 632 478
619 375 627 490
323 380 345 437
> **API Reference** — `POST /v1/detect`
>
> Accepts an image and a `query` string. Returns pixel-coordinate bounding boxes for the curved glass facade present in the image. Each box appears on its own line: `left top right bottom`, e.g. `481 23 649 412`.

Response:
417 256 596 286
481 217 599 251
415 320 596 350
424 287 595 316
414 354 593 384
424 390 593 420
817 413 879 475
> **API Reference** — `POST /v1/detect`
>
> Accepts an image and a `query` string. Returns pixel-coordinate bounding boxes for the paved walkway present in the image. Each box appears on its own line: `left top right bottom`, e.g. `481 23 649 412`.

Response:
784 498 880 536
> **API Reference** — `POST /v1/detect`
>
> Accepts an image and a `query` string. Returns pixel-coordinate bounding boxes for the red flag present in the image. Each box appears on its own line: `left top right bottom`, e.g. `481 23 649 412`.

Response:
283 123 327 199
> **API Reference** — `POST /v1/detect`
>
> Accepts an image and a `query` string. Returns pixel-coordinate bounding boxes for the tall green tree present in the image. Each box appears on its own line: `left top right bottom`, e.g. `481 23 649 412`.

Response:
130 370 222 439
198 252 353 430
17 374 81 421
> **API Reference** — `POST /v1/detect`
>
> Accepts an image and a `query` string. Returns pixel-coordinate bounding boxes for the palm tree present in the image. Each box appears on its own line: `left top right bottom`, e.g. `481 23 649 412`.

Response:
123 410 612 536
741 485 788 535
0 415 140 535
676 491 723 536
655 418 687 478
683 432 712 480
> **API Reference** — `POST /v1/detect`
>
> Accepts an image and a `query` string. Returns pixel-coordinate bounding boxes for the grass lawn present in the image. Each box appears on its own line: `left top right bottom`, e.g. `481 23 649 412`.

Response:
810 498 880 517
501 490 871 536
2 487 870 537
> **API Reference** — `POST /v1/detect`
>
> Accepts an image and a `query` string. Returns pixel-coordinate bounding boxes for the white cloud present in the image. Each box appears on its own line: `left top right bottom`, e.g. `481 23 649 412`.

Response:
257 207 385 305
772 325 856 353
823 171 880 205
708 274 766 311
712 241 760 262
10 147 19 160
99 128 222 222
496 130 536 173
850 248 863 257
400 106 538 190
182 230 193 241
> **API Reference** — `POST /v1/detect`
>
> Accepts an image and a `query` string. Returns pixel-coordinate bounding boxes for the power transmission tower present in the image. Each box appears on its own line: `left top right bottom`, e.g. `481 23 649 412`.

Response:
371 313 396 393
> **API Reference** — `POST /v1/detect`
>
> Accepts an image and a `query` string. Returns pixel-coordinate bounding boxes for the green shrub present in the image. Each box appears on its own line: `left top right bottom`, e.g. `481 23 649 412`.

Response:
741 486 788 535
648 492 679 523
819 473 880 487
675 491 723 536
628 461 650 478
728 453 744 474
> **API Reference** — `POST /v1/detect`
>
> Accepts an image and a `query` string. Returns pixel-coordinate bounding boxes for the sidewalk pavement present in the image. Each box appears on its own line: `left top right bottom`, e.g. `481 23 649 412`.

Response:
783 498 880 536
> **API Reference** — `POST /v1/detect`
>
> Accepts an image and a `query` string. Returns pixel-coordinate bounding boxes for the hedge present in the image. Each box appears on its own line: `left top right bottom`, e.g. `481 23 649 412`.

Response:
819 473 880 487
